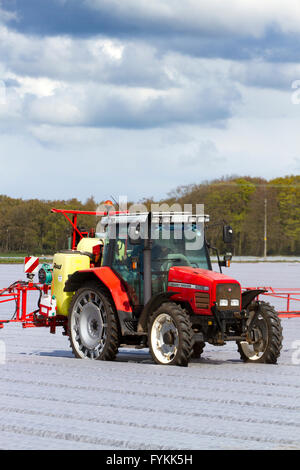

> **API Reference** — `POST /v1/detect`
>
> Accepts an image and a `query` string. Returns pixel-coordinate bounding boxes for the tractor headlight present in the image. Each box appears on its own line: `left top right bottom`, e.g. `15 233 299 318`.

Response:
219 299 229 307
231 299 240 307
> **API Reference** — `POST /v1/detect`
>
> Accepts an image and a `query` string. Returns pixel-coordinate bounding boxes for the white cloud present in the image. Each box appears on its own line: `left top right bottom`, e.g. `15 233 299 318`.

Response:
0 4 17 25
93 39 124 61
0 26 172 88
0 25 241 130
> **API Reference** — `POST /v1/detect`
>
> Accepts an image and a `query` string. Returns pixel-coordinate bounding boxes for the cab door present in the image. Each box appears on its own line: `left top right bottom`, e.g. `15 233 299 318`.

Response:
104 225 144 307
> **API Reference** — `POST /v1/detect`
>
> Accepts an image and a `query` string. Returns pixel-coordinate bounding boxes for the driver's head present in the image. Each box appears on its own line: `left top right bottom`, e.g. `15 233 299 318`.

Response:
152 244 169 257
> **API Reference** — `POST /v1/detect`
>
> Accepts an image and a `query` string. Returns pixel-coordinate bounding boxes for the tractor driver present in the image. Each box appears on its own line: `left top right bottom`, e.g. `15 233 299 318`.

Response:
151 244 171 272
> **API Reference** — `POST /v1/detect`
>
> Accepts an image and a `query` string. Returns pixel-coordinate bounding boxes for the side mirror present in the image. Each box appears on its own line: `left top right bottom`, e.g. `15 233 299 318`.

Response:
223 225 233 244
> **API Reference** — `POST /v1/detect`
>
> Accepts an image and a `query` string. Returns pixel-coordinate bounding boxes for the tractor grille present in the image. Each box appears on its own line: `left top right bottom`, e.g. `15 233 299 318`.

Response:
216 283 241 311
195 292 210 310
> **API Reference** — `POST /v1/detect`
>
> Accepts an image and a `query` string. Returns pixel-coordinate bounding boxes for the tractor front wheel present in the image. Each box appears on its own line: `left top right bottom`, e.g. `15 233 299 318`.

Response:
237 301 283 364
148 302 193 367
68 282 119 361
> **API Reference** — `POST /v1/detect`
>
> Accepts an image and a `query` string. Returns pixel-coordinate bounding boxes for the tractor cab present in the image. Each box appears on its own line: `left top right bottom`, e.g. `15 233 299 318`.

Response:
100 212 212 310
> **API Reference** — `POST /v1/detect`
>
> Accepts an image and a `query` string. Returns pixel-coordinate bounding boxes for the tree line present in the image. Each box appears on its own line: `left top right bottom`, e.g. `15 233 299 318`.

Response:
0 196 97 254
143 175 300 256
0 175 299 256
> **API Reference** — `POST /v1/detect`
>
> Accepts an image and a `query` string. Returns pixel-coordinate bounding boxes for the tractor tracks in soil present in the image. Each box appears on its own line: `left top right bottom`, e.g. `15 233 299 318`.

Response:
7 352 300 381
0 423 175 450
0 375 300 413
0 421 298 449
1 422 297 450
2 360 300 401
0 400 299 449
0 391 299 431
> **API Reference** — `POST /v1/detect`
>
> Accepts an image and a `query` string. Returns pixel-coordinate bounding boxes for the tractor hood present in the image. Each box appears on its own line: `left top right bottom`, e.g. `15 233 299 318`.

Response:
168 266 242 314
168 266 241 290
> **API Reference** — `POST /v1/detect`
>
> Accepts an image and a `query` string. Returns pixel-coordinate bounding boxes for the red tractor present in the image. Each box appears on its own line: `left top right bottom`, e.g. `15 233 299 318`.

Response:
46 207 283 367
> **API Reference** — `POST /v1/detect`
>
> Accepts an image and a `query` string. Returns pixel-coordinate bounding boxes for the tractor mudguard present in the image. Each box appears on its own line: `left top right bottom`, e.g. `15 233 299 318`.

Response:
64 267 133 335
242 289 267 310
137 291 178 334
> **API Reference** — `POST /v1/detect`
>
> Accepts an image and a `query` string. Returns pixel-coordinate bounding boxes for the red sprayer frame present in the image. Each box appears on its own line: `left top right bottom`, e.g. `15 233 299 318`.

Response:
243 287 300 318
51 207 128 250
0 280 67 333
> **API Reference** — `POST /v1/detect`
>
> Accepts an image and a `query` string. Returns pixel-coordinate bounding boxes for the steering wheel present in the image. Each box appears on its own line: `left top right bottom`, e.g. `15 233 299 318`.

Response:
161 254 191 272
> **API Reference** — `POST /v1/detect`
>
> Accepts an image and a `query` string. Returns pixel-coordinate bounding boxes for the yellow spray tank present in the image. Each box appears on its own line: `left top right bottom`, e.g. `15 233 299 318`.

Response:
52 237 103 316
52 253 90 316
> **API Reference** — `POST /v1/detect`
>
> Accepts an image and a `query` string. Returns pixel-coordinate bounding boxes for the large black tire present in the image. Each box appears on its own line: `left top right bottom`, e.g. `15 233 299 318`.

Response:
237 301 283 364
148 302 193 367
192 341 206 359
68 282 119 361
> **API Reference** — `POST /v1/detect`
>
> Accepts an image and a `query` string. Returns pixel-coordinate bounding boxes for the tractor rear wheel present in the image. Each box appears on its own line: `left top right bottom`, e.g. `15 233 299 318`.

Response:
148 302 193 367
68 282 119 360
237 301 283 364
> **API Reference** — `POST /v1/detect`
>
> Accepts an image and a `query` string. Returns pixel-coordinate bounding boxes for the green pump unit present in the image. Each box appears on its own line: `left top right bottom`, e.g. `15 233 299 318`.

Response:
38 263 53 285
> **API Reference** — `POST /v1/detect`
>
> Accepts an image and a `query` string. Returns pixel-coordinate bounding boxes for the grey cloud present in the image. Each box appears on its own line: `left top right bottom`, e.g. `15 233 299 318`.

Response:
3 78 20 88
2 0 300 64
230 60 300 90
24 79 240 129
2 0 299 37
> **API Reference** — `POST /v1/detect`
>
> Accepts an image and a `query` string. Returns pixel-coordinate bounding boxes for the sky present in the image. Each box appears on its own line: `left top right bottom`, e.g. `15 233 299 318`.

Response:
0 0 300 203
